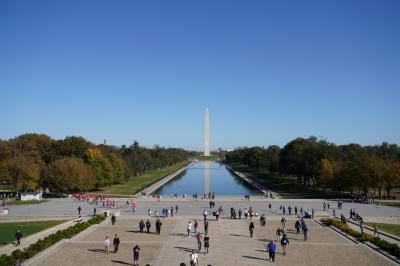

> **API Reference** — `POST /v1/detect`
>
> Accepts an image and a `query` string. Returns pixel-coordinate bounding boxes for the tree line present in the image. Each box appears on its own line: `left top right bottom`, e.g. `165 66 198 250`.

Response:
0 134 188 193
225 137 400 198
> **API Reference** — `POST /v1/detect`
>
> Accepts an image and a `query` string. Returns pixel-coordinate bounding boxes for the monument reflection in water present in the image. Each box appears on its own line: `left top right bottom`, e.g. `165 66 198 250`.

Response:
153 161 261 195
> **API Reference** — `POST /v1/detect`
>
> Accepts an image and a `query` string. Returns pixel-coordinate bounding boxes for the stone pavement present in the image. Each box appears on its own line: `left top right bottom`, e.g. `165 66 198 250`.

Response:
4 197 400 221
27 215 396 266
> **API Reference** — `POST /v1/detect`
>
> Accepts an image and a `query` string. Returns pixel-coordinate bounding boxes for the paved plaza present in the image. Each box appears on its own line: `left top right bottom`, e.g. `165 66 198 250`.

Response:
4 197 400 220
2 197 399 265
25 215 395 266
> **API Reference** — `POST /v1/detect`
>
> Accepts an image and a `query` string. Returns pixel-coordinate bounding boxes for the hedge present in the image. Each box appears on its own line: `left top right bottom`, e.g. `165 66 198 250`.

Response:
0 215 105 265
321 218 400 258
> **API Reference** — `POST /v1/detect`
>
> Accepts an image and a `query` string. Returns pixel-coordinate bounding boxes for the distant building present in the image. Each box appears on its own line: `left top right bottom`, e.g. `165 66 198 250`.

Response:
20 192 43 201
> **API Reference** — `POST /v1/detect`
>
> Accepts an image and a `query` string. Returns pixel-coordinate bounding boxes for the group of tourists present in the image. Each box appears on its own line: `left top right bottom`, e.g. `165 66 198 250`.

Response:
147 205 179 218
229 206 260 220
138 218 163 234
103 235 141 266
349 208 363 221
186 218 211 254
279 204 314 219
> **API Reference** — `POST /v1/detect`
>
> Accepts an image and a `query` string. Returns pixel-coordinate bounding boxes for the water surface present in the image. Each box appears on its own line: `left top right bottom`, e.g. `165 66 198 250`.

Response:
153 161 261 195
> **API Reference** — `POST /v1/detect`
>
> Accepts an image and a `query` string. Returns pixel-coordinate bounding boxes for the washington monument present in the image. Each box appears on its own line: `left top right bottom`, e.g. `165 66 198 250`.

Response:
204 108 210 156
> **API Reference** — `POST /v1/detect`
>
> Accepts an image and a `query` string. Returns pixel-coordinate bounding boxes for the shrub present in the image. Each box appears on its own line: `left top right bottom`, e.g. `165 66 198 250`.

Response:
321 218 400 258
0 215 105 265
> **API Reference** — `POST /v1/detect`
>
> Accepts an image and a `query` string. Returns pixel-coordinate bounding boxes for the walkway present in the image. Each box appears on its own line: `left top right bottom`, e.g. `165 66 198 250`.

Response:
26 215 396 266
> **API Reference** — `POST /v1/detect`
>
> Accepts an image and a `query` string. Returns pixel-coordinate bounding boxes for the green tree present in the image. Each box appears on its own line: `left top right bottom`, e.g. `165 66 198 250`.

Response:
44 158 96 192
85 148 114 186
318 159 333 189
0 156 40 191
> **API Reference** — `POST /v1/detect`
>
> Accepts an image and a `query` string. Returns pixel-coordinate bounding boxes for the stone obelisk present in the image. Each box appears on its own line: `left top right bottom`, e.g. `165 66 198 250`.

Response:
204 108 210 156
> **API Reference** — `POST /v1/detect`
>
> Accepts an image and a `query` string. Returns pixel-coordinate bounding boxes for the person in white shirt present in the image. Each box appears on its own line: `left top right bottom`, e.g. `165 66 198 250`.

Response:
104 236 110 254
203 210 208 221
187 221 192 237
189 250 198 265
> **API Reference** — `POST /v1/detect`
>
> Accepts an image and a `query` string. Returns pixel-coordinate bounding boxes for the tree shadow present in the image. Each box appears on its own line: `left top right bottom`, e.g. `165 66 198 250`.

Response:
111 260 132 265
87 248 106 253
242 255 267 261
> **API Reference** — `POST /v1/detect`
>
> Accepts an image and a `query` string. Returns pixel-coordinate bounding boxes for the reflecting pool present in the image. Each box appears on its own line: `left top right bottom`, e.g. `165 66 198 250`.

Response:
153 161 261 195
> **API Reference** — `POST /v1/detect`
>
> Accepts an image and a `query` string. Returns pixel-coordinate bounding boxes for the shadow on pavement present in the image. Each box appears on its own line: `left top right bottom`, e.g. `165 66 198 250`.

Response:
169 233 187 237
229 233 249 237
111 260 132 265
174 246 194 253
242 255 267 261
87 248 105 253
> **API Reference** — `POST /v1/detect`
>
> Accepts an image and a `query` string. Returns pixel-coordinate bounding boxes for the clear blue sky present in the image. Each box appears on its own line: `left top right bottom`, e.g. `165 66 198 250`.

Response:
1 0 399 150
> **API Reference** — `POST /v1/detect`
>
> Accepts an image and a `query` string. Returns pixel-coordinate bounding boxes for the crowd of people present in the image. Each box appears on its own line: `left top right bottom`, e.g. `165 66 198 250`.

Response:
68 193 390 265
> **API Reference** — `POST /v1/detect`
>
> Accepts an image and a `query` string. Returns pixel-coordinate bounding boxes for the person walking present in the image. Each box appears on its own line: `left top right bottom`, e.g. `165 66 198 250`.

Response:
302 223 308 241
78 206 82 215
196 232 202 252
93 207 97 216
295 220 301 234
215 210 219 221
104 236 110 254
280 234 289 255
373 223 380 237
194 220 198 235
175 205 179 214
204 234 210 254
171 206 174 217
189 250 198 266
267 240 276 262
276 227 284 240
187 221 192 237
360 221 364 234
281 217 287 229
146 219 151 233
113 234 120 253
133 245 140 266
249 222 255 238
295 206 298 215
323 202 326 211
268 203 272 210
156 219 162 235
148 208 151 216
203 209 208 221
111 214 116 226
204 220 209 235
238 209 242 219
139 219 145 233
15 230 22 246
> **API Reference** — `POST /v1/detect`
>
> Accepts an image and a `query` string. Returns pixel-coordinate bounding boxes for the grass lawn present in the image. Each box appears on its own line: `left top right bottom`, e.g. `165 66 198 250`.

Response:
375 201 400 208
230 164 339 198
7 200 47 205
194 155 219 161
365 222 400 237
96 161 189 195
0 220 67 245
